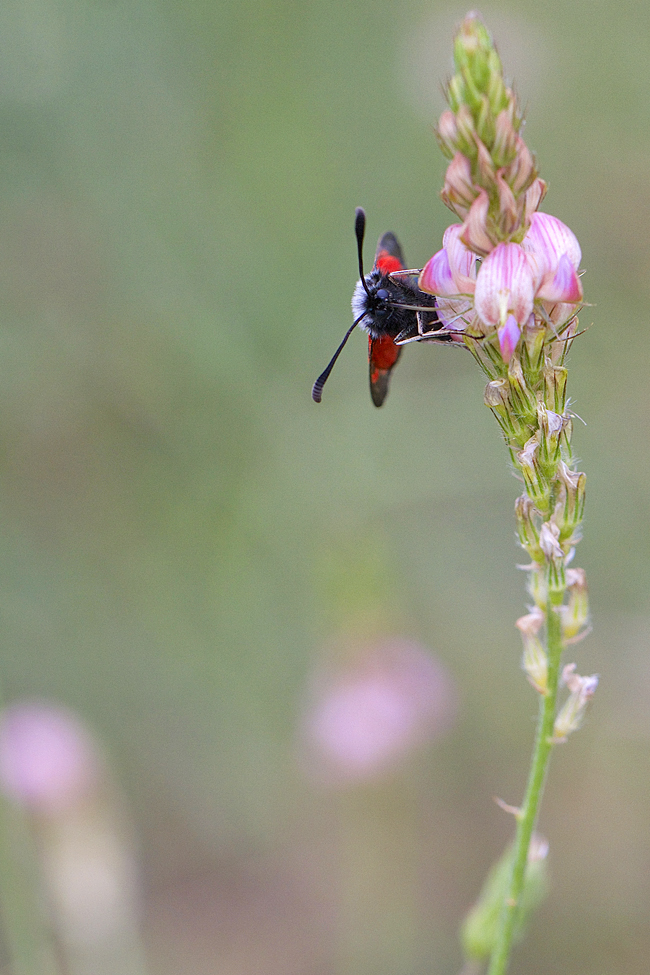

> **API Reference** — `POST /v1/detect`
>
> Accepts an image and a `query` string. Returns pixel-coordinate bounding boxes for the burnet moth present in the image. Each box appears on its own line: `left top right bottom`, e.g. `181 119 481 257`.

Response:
312 208 452 407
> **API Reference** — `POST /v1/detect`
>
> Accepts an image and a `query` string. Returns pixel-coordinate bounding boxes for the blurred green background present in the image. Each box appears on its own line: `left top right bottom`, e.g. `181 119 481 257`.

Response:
0 0 649 972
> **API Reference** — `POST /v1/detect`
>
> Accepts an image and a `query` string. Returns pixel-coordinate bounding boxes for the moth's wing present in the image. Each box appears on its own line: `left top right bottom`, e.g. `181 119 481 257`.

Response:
369 334 402 408
368 232 406 406
391 269 420 289
374 231 406 273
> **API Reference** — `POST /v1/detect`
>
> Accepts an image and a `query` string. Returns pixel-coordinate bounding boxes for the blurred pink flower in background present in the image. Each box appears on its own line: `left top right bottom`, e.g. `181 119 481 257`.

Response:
0 700 145 968
302 639 458 785
0 701 98 812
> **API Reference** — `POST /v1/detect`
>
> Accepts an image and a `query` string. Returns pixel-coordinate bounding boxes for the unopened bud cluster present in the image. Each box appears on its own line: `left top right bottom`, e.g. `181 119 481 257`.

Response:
414 14 594 723
436 16 546 255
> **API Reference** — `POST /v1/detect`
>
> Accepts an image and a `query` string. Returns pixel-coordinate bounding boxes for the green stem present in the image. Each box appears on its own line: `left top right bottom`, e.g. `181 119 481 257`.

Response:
486 590 564 975
0 794 58 975
0 670 58 975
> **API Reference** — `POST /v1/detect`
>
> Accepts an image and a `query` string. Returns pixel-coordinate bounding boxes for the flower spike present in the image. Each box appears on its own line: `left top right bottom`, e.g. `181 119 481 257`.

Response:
383 14 592 975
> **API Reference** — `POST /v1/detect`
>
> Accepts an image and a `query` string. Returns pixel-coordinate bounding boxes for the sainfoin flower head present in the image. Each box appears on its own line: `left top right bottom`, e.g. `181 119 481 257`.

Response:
417 14 592 972
419 212 583 357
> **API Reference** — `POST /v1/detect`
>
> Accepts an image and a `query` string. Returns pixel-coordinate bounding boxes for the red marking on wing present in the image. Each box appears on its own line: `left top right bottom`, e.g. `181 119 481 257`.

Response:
369 334 400 373
375 251 403 275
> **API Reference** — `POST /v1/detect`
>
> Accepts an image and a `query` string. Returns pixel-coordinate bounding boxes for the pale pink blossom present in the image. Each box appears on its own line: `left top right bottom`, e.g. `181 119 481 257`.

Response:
302 639 457 785
497 314 521 362
539 520 564 560
506 137 535 193
460 189 494 256
522 212 583 303
437 110 459 149
420 210 582 345
492 111 518 168
522 178 547 224
419 224 476 296
0 702 98 812
553 664 599 741
441 153 477 218
474 243 535 327
495 173 518 236
419 225 477 330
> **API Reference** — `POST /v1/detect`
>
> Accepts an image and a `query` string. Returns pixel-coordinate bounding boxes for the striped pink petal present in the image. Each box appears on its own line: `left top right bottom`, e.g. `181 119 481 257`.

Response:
435 297 473 330
459 189 494 257
497 314 521 362
419 247 455 295
443 224 477 293
522 212 582 290
537 253 583 303
474 243 535 327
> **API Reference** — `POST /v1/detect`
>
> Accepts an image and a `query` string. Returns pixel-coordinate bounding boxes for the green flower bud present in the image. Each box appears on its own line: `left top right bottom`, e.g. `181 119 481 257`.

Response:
447 74 464 113
556 461 586 536
455 104 478 159
517 436 550 511
461 65 484 114
537 404 565 470
560 567 589 639
521 320 546 376
476 94 496 149
487 71 509 117
507 357 537 424
517 609 548 694
515 494 544 562
526 564 547 611
543 363 568 416
461 836 549 961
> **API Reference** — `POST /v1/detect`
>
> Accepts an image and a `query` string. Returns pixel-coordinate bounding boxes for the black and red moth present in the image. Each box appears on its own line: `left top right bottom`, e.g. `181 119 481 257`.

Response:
312 208 451 407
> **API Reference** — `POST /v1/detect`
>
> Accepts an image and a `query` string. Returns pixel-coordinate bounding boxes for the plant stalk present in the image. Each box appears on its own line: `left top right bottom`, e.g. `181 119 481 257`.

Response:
487 587 564 975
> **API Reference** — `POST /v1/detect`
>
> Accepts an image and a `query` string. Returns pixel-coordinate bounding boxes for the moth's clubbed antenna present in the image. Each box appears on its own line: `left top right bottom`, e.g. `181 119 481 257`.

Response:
415 13 593 975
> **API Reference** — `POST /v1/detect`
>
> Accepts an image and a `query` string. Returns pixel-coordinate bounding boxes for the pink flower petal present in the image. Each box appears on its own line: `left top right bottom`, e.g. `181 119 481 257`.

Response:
460 189 494 257
443 224 477 293
302 640 457 786
522 178 547 220
0 702 98 811
508 137 535 193
495 173 518 235
437 111 458 145
497 314 521 362
474 242 535 327
536 253 583 303
442 153 476 218
420 225 478 297
435 297 473 330
522 212 582 290
419 247 456 295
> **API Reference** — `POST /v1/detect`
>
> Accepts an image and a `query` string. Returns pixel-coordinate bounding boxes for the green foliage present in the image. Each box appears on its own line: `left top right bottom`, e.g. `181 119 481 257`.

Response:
461 840 549 961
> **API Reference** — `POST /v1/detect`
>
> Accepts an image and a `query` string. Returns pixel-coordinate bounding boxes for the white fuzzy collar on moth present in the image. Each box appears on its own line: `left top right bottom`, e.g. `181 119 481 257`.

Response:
351 279 372 332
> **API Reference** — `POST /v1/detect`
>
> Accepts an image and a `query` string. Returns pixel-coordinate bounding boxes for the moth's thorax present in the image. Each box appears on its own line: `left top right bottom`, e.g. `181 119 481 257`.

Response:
351 268 440 341
351 270 396 339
